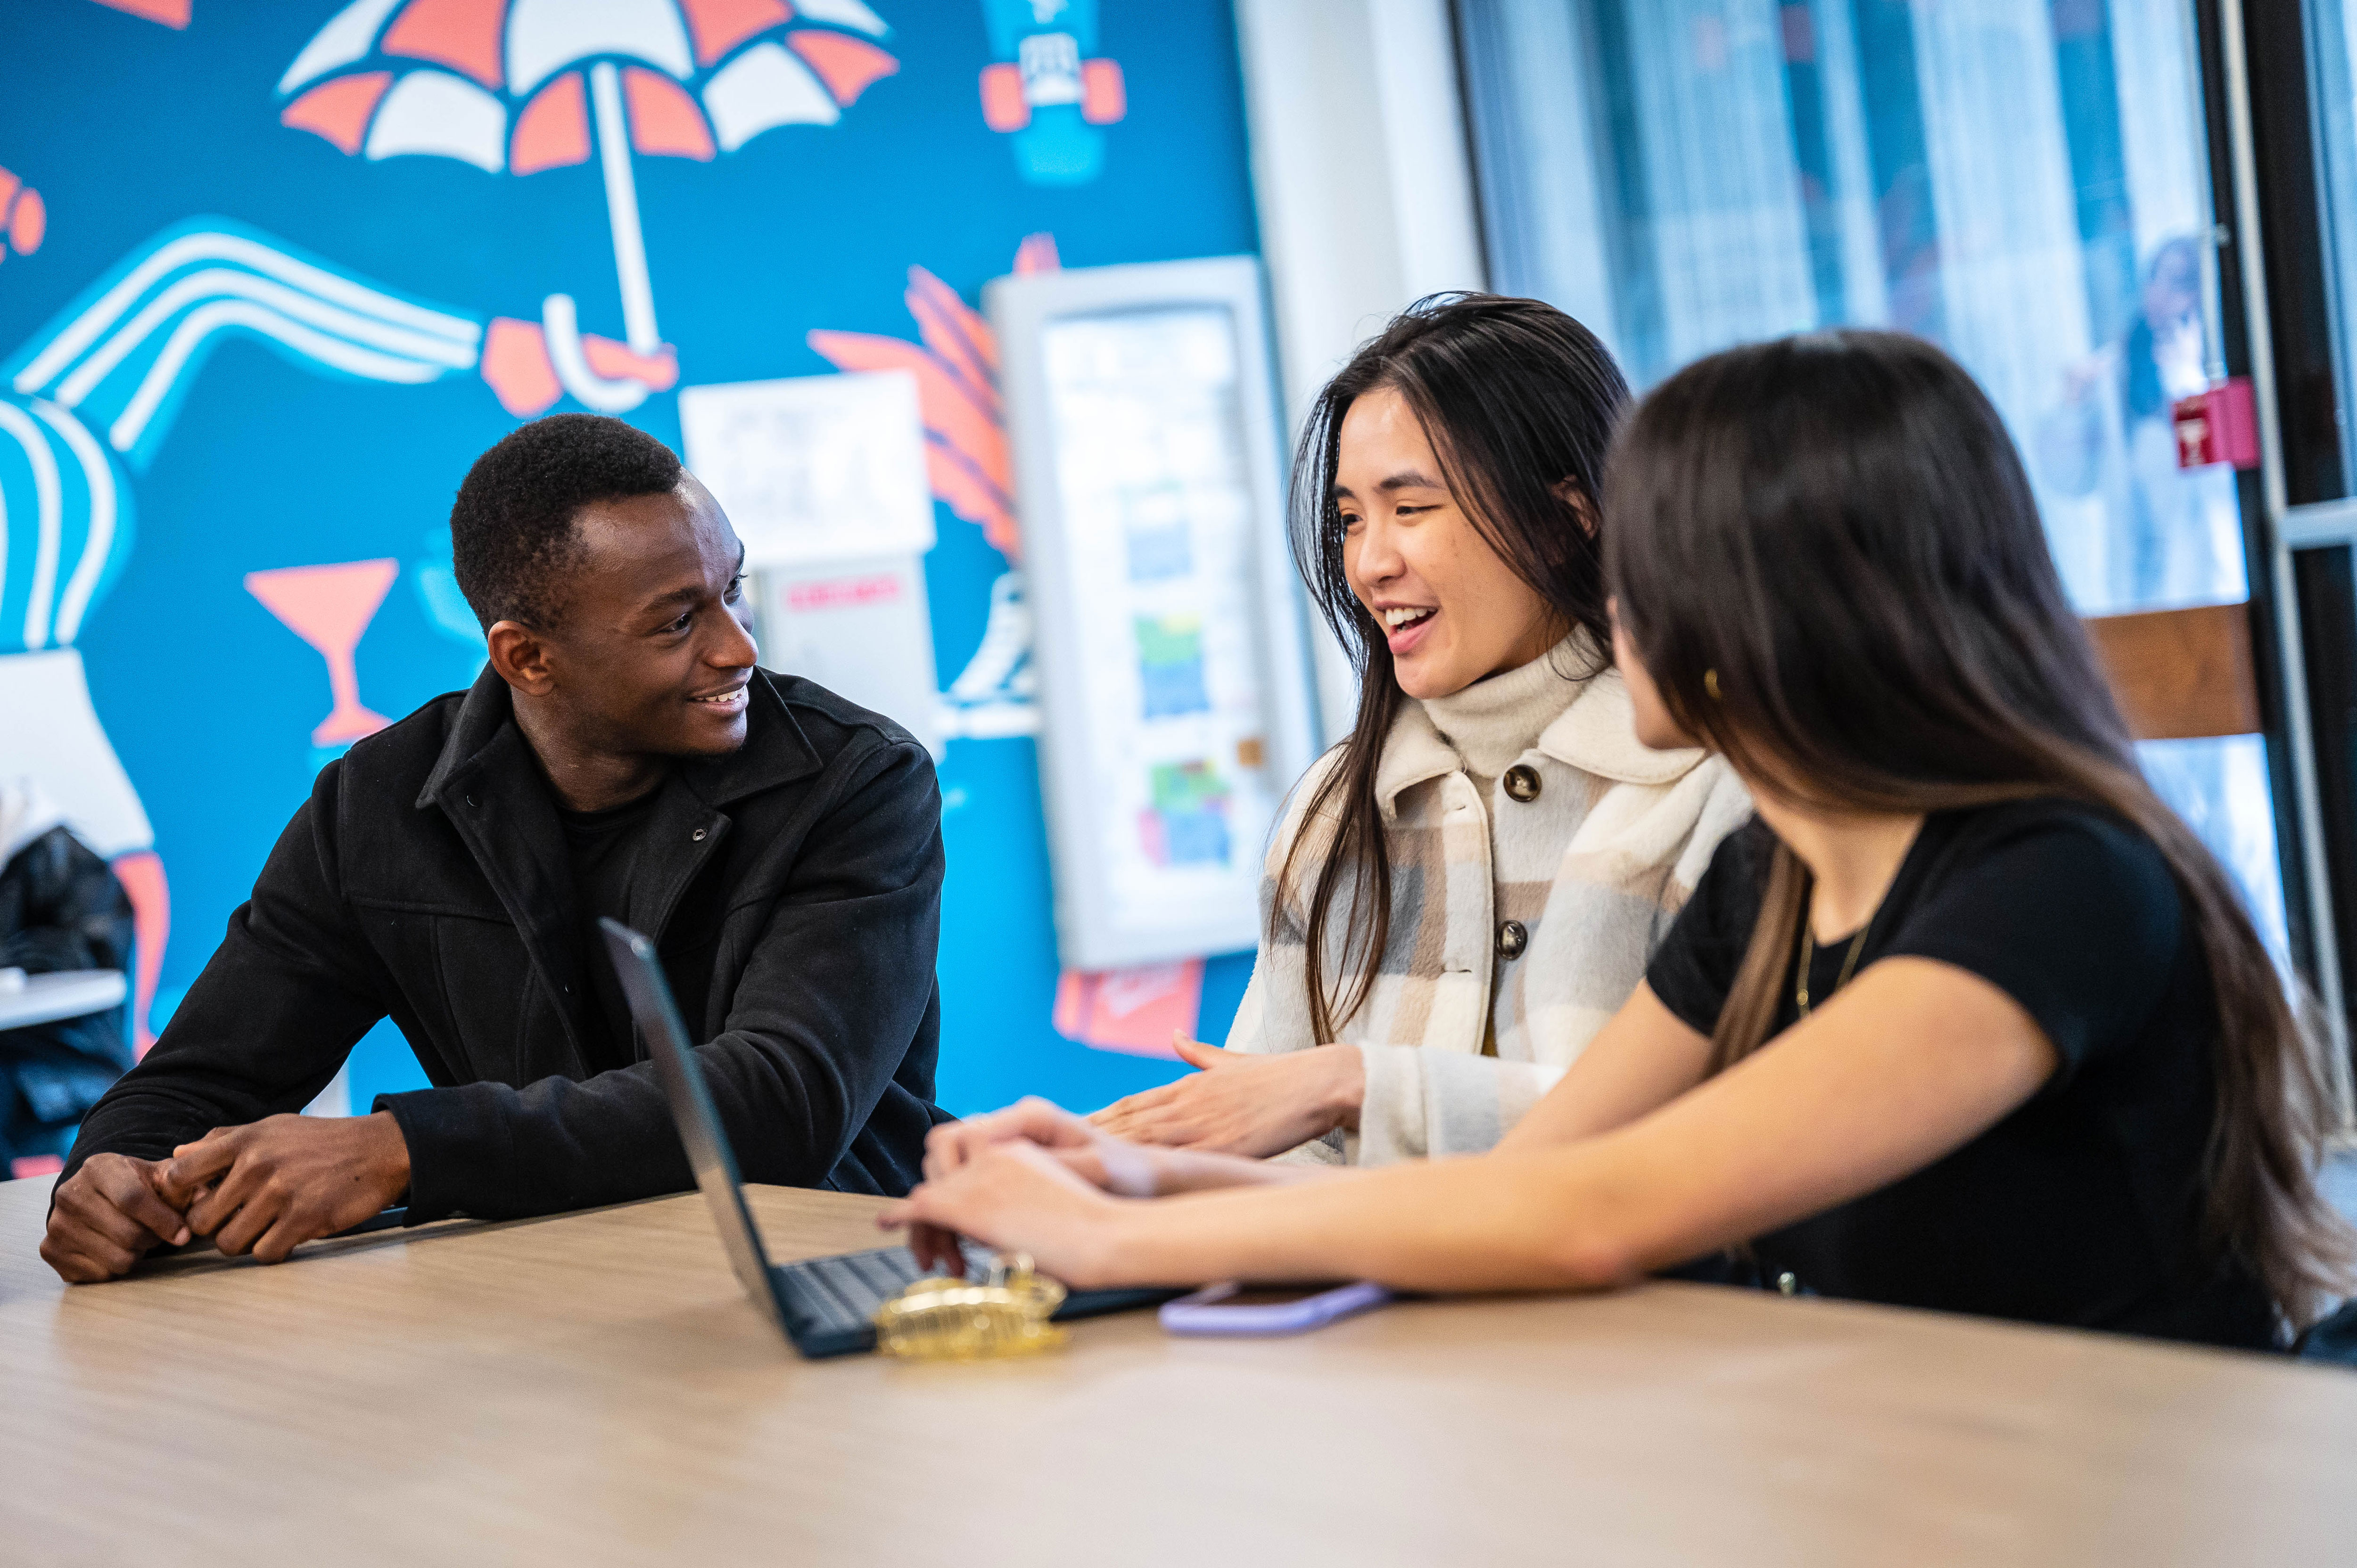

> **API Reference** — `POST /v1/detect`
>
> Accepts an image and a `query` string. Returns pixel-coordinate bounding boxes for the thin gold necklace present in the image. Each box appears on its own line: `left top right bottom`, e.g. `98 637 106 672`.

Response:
1795 901 1874 1018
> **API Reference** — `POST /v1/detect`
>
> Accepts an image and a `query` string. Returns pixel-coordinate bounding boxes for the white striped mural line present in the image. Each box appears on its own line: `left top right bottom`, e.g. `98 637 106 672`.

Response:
33 402 116 645
113 299 448 453
0 401 61 650
60 266 477 409
15 230 478 395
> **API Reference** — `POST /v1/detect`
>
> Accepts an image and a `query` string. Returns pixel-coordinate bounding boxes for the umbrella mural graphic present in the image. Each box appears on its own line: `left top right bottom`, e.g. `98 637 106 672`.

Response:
276 0 901 411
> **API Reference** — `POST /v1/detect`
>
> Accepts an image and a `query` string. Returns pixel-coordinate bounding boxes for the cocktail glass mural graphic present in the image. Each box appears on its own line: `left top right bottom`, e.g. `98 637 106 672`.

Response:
244 559 401 753
276 0 900 412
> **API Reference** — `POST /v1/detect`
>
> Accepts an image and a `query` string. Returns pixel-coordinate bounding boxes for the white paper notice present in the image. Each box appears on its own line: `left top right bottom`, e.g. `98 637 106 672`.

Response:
756 553 941 754
678 371 936 569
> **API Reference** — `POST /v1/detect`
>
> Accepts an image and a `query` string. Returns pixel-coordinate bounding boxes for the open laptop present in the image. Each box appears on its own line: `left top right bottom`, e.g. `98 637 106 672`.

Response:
599 918 1173 1358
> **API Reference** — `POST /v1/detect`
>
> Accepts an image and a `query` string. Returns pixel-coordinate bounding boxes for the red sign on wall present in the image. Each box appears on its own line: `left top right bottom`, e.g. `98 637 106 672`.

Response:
2174 378 2260 471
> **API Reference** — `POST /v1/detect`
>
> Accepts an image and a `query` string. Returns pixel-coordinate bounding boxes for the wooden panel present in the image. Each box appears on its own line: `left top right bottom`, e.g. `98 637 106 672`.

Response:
2085 600 2263 740
4 1177 2357 1564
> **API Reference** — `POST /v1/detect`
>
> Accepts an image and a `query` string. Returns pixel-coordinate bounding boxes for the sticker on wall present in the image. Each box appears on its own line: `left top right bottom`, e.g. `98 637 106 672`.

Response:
276 0 902 410
809 233 1061 739
0 166 47 271
1052 958 1201 1057
978 0 1124 186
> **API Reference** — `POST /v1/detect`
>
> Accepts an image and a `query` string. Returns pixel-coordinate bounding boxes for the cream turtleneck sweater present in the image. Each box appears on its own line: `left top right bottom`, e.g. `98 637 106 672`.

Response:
1420 637 1591 799
1227 627 1753 1165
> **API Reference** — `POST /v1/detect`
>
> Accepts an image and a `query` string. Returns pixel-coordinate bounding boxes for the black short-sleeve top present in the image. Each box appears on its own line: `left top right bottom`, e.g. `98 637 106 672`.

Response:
1644 799 2276 1349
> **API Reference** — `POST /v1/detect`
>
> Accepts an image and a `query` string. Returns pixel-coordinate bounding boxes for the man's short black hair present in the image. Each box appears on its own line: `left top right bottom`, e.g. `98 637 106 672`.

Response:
450 413 684 629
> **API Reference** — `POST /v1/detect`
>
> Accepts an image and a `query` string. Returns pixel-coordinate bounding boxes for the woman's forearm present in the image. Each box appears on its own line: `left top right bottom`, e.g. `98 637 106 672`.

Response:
1095 1149 1630 1294
1147 1146 1344 1195
1082 962 2058 1295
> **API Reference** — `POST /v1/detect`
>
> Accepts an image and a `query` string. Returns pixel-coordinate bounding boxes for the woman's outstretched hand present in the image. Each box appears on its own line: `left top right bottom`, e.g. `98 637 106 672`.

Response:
1090 1036 1364 1157
881 1137 1129 1289
901 1097 1161 1275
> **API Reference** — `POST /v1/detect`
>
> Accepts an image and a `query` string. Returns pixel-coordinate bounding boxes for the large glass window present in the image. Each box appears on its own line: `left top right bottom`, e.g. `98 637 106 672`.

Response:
1459 0 2286 952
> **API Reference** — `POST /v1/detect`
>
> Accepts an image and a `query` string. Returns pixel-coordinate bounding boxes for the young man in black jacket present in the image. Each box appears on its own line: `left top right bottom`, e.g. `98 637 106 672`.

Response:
42 415 948 1282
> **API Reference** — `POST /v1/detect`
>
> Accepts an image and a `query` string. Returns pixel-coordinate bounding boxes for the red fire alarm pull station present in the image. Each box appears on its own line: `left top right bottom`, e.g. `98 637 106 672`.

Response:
2174 377 2260 471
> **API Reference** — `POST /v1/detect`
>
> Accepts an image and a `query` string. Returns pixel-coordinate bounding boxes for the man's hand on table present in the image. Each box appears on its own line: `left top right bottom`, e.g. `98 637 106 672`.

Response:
40 1152 193 1282
163 1110 412 1265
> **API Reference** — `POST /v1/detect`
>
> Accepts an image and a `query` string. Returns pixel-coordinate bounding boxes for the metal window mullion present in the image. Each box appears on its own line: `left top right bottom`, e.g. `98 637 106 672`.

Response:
2217 0 2352 1073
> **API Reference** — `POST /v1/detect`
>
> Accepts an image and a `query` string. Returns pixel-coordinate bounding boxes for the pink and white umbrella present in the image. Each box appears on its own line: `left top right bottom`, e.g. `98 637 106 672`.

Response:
277 0 899 410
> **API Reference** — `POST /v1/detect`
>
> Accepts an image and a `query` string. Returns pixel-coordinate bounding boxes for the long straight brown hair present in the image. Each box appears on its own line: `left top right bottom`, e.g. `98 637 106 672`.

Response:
1280 295 1629 1042
1605 329 2352 1325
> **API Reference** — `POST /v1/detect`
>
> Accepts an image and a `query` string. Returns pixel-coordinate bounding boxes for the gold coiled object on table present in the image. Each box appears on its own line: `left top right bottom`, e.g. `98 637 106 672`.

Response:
873 1253 1069 1362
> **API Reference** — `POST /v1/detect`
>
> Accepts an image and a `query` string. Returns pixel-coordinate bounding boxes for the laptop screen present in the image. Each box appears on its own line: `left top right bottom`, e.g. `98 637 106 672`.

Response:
599 917 784 1330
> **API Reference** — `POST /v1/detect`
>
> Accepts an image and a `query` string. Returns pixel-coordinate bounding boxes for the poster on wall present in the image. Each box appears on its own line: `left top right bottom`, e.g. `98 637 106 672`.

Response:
0 0 1262 1118
677 370 936 570
991 257 1317 970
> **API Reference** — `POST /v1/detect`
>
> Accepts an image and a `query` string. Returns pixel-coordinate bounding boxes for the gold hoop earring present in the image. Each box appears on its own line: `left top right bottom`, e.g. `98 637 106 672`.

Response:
1703 669 1722 701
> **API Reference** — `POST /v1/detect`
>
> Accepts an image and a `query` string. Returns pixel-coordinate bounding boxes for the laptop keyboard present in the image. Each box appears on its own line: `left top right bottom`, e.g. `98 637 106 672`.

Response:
774 1240 996 1343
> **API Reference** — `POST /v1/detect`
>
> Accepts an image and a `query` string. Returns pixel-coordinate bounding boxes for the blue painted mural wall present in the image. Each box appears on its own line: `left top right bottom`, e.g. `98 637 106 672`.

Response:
0 0 1259 1117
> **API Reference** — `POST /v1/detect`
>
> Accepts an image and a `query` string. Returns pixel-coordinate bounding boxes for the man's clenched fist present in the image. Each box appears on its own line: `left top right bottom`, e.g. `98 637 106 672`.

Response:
40 1152 192 1282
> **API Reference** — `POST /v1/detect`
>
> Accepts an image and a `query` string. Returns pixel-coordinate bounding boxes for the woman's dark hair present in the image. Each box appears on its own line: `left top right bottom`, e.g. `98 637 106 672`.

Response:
1605 328 2352 1325
1282 293 1629 1042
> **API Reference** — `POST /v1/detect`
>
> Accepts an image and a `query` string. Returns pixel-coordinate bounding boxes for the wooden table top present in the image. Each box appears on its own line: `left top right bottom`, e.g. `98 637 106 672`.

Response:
3 1173 2353 1565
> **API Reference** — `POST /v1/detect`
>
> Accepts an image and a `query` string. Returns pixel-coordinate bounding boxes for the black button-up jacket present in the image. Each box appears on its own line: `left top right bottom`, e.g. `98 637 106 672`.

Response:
61 666 948 1220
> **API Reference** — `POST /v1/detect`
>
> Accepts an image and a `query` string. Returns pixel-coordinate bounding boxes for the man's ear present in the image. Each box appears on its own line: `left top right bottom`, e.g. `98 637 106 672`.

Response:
485 620 556 696
1553 479 1598 536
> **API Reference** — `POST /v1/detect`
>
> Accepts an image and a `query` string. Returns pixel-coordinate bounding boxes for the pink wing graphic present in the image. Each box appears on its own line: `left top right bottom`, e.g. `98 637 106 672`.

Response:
88 0 190 25
806 234 1059 562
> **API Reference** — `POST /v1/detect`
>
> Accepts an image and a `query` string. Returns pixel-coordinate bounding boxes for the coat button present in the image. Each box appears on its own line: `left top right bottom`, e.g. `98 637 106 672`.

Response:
1503 764 1541 803
1496 919 1527 959
1776 1272 1799 1297
692 828 707 841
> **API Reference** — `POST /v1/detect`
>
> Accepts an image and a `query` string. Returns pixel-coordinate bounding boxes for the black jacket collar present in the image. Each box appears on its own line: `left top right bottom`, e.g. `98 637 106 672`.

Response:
410 667 824 1074
415 666 824 815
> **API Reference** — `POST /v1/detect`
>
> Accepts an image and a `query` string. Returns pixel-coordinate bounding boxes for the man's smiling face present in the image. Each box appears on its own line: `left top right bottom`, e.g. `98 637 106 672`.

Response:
537 474 758 761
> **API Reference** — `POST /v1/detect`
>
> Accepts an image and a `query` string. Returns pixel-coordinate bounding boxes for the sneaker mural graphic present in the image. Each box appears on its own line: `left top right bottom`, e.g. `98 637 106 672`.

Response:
978 0 1124 186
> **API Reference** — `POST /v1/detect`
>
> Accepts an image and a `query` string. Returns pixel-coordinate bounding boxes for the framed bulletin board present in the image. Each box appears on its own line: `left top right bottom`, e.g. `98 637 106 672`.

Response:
988 256 1319 969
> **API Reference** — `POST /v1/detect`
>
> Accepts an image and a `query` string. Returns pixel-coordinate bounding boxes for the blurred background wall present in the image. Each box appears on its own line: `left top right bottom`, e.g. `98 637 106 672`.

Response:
0 0 1382 1121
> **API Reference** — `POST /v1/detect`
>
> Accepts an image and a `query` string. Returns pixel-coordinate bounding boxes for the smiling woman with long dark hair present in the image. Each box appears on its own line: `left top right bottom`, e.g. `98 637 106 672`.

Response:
1089 294 1750 1168
893 330 2354 1347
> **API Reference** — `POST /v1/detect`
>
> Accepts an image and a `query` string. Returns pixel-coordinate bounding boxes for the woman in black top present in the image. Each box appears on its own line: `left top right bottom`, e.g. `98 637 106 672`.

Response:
884 331 2353 1347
